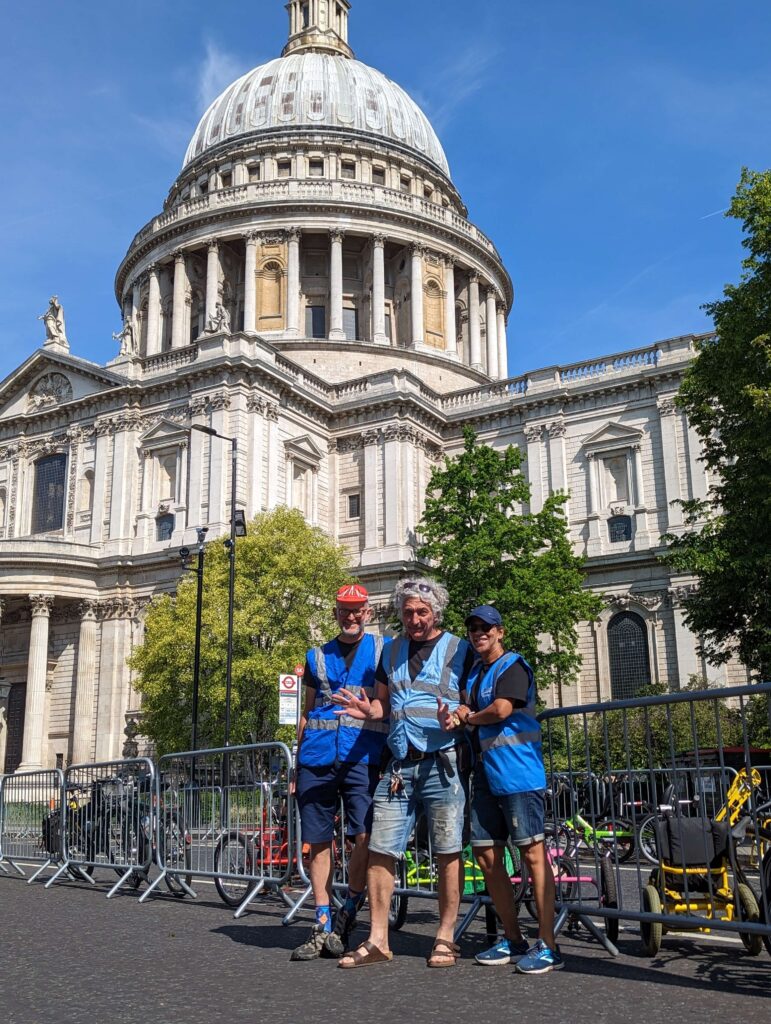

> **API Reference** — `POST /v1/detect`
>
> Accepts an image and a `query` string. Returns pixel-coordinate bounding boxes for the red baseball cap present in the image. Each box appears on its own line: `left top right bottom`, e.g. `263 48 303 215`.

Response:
336 584 369 605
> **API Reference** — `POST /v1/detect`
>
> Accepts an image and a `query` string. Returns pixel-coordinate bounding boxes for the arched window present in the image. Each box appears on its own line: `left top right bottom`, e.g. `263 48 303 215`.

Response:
32 454 67 534
258 260 283 326
608 612 651 700
424 279 444 347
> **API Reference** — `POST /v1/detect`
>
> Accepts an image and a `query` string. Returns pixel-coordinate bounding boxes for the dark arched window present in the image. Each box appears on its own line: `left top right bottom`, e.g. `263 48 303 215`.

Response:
32 454 67 534
608 611 651 700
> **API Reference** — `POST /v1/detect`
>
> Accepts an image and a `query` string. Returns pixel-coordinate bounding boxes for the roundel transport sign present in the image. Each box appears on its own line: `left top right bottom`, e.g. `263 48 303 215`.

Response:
278 674 300 726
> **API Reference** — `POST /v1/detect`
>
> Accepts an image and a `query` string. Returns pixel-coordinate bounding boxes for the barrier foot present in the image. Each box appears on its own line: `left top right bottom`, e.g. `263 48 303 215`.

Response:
0 860 9 875
138 870 165 903
106 868 136 899
44 862 69 888
233 879 266 919
173 874 198 899
27 859 53 884
7 859 27 878
281 882 313 925
454 896 486 943
554 906 619 957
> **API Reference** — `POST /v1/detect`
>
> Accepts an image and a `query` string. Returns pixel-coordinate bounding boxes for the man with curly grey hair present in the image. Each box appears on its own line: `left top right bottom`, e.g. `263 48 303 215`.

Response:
331 577 474 969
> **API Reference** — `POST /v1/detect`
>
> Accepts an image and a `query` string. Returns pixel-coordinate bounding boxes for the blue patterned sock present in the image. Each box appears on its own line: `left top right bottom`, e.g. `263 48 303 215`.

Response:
315 904 332 932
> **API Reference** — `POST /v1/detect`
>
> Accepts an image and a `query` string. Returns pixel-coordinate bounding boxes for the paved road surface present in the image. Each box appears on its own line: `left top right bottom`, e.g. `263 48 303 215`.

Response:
1 869 769 1024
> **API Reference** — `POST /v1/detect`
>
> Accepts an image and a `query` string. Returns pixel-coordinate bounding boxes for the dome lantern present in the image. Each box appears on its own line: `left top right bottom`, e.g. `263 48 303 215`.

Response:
282 0 354 59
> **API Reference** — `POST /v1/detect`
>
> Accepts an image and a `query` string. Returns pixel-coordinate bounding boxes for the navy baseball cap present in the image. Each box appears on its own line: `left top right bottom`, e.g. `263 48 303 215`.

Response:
465 605 503 627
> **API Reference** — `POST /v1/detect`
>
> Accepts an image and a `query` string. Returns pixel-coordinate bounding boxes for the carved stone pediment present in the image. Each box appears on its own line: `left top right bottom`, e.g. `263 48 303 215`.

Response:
581 421 643 457
284 433 324 467
140 418 189 452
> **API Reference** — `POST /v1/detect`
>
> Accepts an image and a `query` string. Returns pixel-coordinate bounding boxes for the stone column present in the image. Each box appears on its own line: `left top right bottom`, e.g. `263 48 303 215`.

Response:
485 289 499 379
468 273 482 369
207 396 229 532
444 258 457 356
243 233 258 332
107 413 141 555
71 599 98 764
372 234 387 344
0 599 7 771
383 425 401 549
548 421 567 495
171 250 188 349
146 264 161 356
131 280 141 324
329 229 345 340
658 398 683 529
247 396 265 517
18 594 54 772
287 228 301 336
586 452 602 556
524 426 544 515
497 309 508 378
670 587 702 687
361 430 380 562
205 241 220 326
410 244 424 345
265 404 281 509
95 599 135 762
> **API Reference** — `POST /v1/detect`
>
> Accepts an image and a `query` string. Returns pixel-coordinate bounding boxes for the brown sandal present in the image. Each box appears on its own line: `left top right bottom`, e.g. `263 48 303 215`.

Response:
338 941 394 969
427 938 461 968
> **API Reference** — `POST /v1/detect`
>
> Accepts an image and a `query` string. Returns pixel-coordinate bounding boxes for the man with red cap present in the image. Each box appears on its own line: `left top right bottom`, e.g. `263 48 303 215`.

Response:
290 583 388 961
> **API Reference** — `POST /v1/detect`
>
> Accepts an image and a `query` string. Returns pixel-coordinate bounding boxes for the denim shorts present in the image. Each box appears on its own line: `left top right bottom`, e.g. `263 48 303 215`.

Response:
296 762 379 843
470 765 545 847
368 748 467 859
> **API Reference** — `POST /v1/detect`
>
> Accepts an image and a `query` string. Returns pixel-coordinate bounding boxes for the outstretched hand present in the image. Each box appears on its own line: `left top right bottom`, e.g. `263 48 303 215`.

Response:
332 687 371 720
437 695 460 731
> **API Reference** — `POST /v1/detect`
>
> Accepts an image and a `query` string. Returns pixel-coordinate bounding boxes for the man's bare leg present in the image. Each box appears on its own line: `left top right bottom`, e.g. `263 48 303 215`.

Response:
307 842 334 911
475 845 526 944
346 831 370 895
435 851 463 943
340 851 395 960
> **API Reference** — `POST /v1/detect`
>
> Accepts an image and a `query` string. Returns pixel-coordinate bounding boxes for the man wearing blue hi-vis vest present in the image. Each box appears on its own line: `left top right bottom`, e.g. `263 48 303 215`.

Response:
331 577 475 969
439 605 562 974
291 584 389 962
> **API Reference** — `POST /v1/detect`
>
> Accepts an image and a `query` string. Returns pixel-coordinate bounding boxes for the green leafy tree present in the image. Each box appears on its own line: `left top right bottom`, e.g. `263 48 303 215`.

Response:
418 427 603 698
663 168 771 679
130 507 352 755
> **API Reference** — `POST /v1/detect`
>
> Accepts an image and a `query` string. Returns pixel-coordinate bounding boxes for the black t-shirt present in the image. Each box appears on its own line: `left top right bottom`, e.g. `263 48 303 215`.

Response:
375 631 475 689
465 655 530 711
304 635 363 691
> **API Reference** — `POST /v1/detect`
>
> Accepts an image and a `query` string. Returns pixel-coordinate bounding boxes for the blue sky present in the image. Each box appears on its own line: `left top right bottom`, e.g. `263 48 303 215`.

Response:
2 0 769 383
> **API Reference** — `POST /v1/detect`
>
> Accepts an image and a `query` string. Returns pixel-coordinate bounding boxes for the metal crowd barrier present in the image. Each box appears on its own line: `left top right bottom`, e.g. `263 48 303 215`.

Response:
0 769 64 882
539 681 771 952
46 758 156 898
142 742 294 914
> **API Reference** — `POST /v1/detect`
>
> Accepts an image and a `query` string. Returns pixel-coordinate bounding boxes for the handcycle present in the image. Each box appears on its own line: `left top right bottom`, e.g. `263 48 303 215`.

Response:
639 786 764 957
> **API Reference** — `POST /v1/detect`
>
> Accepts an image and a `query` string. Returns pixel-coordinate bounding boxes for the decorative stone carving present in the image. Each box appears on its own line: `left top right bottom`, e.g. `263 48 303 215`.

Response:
329 228 345 244
122 718 140 759
78 598 99 621
205 302 231 334
265 403 280 422
658 398 677 416
98 597 137 620
669 585 698 608
362 429 380 447
609 503 626 516
29 593 54 617
247 394 266 414
610 590 665 611
548 421 567 439
524 425 543 443
28 373 73 411
208 393 231 412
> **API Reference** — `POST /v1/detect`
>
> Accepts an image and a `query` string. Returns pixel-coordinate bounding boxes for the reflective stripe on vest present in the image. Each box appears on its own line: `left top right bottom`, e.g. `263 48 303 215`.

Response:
386 632 469 758
472 651 545 796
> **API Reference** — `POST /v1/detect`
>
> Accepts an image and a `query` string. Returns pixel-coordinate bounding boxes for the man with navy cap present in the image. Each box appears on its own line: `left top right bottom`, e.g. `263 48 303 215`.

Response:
291 583 388 961
439 604 562 974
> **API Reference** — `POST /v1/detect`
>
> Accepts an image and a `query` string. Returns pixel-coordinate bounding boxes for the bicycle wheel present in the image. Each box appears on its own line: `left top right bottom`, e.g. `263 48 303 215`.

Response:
161 814 192 896
600 855 619 944
544 821 574 858
505 839 527 907
597 818 635 863
636 814 658 865
525 851 577 921
214 831 258 908
389 857 409 931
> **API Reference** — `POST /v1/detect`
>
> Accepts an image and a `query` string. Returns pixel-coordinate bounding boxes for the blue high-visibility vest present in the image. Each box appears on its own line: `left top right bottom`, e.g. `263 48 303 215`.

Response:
468 651 545 796
298 633 389 767
386 632 469 759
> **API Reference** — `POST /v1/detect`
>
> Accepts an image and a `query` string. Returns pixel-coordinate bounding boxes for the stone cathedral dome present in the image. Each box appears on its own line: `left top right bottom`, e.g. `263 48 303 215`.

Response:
184 53 450 177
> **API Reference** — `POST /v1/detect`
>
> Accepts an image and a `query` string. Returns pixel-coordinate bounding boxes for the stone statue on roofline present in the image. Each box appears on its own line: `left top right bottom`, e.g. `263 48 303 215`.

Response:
113 317 138 357
205 301 231 334
38 295 68 349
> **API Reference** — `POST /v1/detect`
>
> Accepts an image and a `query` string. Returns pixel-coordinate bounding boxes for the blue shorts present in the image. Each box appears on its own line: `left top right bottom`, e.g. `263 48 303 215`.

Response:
296 762 379 844
470 765 545 848
368 749 467 859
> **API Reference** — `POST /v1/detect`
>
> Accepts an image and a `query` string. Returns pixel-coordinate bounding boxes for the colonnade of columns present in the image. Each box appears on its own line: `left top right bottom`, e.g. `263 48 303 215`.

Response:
127 229 510 379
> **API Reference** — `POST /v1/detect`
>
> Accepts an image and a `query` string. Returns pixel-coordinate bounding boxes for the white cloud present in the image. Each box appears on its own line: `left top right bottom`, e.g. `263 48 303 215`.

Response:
197 40 247 113
413 39 502 133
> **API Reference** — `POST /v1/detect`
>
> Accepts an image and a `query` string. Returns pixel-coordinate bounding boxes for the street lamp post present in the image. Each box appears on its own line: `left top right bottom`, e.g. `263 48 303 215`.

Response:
180 526 208 751
190 425 246 747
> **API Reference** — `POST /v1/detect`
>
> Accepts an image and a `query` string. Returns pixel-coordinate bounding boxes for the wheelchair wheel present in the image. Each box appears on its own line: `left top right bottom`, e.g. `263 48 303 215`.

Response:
389 858 408 931
736 883 762 956
600 855 619 943
640 884 662 955
637 814 658 866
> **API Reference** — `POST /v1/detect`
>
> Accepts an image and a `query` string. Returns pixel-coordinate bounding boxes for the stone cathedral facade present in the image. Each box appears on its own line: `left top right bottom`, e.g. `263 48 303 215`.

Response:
0 1 743 773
